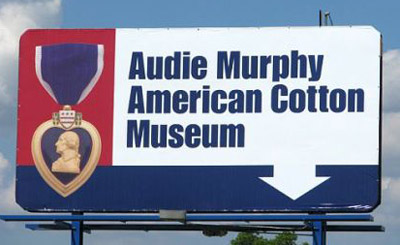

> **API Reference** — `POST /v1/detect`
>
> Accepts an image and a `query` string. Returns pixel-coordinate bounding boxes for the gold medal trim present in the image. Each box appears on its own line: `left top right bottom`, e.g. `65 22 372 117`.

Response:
31 120 102 197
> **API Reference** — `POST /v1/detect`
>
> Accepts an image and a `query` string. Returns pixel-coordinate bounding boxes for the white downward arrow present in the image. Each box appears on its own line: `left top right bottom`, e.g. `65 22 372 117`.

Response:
259 163 330 200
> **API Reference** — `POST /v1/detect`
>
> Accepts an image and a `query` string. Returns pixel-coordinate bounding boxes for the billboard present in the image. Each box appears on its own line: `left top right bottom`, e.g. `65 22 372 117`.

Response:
16 27 381 212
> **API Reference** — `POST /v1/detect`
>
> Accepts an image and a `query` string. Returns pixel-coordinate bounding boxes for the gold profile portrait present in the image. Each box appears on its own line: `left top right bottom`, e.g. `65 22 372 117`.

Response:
32 120 101 197
52 131 81 174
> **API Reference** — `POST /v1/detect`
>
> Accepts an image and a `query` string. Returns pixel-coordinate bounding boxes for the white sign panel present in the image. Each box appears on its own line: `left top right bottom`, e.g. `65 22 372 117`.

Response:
113 27 380 166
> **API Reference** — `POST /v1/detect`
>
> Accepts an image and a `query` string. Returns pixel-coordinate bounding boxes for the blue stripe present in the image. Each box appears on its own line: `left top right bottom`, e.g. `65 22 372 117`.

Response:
16 165 379 212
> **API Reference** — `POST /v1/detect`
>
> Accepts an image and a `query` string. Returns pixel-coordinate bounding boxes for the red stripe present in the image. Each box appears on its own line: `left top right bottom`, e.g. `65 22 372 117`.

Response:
17 29 115 166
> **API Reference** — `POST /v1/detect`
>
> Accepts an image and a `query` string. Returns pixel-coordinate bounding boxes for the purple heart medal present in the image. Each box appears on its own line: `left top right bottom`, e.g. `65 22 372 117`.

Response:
31 43 103 197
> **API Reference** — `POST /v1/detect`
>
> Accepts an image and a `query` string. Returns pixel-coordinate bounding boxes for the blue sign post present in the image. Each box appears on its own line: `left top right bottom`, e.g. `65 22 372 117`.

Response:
0 214 384 245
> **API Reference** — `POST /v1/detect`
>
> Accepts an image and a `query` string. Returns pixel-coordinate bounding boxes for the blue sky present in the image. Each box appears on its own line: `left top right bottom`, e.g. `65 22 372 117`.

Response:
61 0 400 49
1 0 400 244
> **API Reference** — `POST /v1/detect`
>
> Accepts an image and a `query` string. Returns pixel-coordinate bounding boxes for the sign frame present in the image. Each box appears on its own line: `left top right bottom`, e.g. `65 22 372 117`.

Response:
16 27 383 213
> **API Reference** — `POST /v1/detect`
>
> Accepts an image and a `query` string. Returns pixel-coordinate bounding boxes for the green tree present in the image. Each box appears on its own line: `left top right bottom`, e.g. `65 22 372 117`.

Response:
231 232 309 245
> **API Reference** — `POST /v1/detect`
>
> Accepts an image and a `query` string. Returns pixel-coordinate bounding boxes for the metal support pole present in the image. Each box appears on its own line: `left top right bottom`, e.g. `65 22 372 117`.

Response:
319 10 322 26
71 213 83 245
324 13 328 26
312 221 326 245
71 221 83 245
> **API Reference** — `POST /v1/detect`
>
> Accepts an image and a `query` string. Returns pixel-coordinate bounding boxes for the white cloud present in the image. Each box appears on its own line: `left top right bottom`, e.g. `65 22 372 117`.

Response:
383 112 400 163
383 49 400 113
0 182 17 212
371 177 400 229
0 152 18 211
0 151 8 167
0 0 61 55
382 50 400 177
0 152 9 182
382 177 400 203
0 0 61 118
